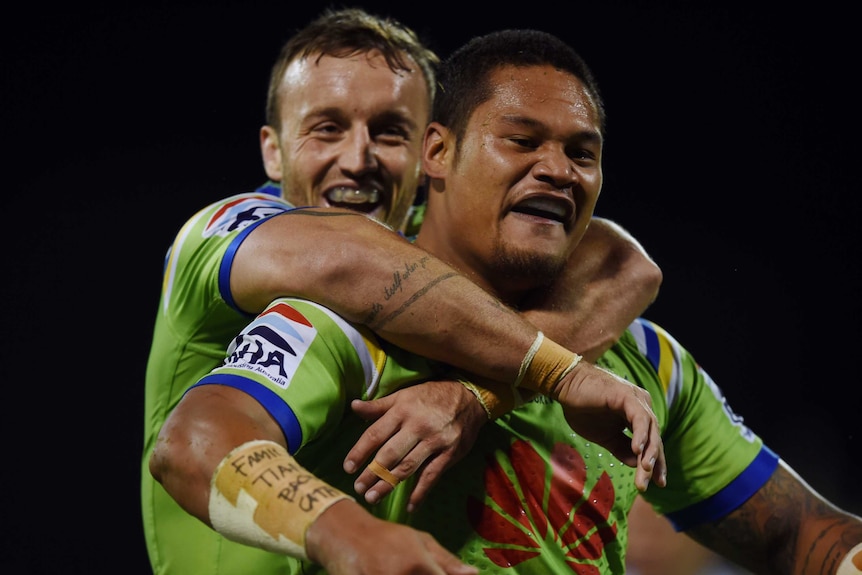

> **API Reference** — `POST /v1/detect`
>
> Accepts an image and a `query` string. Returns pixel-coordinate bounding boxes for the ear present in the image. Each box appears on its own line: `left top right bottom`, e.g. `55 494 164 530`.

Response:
421 122 452 179
260 125 283 181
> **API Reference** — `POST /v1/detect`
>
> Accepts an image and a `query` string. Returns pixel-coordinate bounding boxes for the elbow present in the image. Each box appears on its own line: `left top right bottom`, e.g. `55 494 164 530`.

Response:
638 257 663 306
148 432 174 486
148 428 213 522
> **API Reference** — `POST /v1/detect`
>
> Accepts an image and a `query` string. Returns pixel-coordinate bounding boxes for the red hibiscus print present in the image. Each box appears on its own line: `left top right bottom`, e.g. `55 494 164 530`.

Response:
466 439 618 573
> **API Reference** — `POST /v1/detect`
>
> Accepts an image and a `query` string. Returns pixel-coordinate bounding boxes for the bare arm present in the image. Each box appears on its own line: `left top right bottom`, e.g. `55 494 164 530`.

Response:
149 385 286 522
521 216 662 362
346 216 663 504
686 461 862 575
231 208 536 384
149 385 478 575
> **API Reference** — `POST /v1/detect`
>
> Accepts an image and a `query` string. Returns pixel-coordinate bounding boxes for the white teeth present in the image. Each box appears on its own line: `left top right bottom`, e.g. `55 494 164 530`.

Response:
326 187 380 204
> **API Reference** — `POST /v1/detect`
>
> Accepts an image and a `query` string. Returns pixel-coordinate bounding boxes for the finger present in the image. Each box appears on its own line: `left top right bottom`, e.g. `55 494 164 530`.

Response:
406 456 446 512
625 422 651 492
633 424 667 492
600 431 639 468
633 434 655 491
354 429 426 499
354 448 408 499
350 396 393 421
650 434 668 488
344 400 402 474
634 452 653 492
363 441 434 504
630 409 667 490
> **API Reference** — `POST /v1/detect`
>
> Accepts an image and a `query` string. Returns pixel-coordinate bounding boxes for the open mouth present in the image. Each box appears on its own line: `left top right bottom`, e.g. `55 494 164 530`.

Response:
325 187 383 213
511 196 572 224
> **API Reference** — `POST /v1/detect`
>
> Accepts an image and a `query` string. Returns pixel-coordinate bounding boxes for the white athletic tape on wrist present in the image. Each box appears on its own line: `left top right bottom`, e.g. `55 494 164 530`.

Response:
209 439 352 560
838 542 862 575
515 331 583 397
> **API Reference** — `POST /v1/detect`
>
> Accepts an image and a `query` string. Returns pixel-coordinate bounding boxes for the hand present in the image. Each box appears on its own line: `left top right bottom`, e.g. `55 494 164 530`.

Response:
344 379 487 510
307 499 479 575
555 361 667 491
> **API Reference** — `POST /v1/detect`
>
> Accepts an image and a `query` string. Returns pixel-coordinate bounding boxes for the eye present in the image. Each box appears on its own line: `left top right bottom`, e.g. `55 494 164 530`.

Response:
374 124 412 145
509 136 538 149
567 145 599 164
312 122 343 137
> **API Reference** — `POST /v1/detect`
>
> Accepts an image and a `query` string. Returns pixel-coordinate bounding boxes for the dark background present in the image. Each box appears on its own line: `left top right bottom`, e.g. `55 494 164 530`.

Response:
3 2 859 573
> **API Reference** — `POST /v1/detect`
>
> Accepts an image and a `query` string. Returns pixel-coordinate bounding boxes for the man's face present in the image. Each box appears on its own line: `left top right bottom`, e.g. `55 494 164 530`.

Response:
419 64 603 298
261 51 430 230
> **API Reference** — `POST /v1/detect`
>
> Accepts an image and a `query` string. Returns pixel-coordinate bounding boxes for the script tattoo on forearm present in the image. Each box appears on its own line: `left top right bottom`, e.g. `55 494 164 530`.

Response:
365 256 458 330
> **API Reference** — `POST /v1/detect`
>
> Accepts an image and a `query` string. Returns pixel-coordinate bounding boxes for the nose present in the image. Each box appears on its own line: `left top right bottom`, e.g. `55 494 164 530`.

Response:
338 127 379 176
533 146 576 190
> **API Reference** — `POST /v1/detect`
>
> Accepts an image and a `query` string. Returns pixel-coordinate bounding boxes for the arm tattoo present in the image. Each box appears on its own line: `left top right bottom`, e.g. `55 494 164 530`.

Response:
364 271 459 330
688 463 862 574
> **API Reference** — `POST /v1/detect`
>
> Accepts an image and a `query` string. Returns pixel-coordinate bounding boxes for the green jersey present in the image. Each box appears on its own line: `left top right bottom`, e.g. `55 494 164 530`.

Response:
143 182 426 573
188 297 778 574
142 184 300 574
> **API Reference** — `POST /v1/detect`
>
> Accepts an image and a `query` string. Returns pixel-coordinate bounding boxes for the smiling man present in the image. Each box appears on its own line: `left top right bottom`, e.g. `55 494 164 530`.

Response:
142 9 668 575
255 33 427 224
151 26 862 575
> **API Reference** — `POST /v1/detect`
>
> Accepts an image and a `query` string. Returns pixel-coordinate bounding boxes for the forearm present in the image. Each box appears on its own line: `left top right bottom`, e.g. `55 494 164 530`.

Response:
149 385 286 524
209 439 351 560
689 462 862 575
521 217 661 362
233 209 537 384
151 389 350 560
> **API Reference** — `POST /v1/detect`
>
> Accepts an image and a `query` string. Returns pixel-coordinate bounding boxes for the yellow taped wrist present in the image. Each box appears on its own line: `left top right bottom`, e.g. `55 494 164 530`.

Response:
208 439 352 560
459 377 533 420
838 542 862 575
515 331 582 398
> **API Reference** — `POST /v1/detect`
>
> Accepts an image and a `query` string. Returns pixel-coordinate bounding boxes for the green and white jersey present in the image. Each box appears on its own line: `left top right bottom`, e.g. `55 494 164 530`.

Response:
191 298 778 574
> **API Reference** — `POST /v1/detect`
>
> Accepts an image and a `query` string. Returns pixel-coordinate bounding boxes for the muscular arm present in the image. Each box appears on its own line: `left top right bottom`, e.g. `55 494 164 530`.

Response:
521 216 662 362
149 385 285 522
231 208 537 384
347 217 664 503
686 461 862 575
149 386 477 575
345 218 662 505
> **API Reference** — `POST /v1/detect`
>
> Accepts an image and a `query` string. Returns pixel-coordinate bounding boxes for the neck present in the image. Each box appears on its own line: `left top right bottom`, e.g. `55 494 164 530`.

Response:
415 232 526 309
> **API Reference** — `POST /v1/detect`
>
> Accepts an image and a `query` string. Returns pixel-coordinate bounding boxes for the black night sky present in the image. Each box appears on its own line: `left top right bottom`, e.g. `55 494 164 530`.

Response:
3 2 859 572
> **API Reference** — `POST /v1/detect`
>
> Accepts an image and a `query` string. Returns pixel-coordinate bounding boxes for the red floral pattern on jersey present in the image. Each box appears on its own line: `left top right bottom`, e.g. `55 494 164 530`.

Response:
466 439 617 573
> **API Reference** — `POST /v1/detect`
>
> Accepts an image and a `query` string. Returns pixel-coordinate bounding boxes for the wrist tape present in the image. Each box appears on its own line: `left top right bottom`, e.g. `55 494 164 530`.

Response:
458 376 533 420
515 331 583 398
838 542 862 575
209 439 352 560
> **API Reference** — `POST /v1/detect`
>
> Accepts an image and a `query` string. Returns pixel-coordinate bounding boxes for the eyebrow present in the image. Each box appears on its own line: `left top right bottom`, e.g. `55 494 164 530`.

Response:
374 109 421 132
303 106 421 132
498 114 602 144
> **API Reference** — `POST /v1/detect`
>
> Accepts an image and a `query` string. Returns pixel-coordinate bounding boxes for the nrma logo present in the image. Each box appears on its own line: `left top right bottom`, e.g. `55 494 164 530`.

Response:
224 303 316 389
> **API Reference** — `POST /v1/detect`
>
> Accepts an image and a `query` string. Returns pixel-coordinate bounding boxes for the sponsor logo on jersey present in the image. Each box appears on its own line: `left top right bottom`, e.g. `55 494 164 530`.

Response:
203 195 289 238
224 302 316 389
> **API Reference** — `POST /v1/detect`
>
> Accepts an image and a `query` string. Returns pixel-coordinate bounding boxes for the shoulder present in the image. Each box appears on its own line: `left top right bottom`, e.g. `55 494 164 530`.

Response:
197 191 293 239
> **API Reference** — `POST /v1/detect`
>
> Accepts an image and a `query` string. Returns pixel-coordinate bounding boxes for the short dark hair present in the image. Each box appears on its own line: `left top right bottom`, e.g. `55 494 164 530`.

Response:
433 29 605 141
265 7 439 131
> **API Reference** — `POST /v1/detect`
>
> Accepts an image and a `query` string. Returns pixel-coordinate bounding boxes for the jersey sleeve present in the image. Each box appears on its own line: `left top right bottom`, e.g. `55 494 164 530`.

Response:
626 318 780 531
160 192 295 321
188 298 387 453
145 192 299 451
